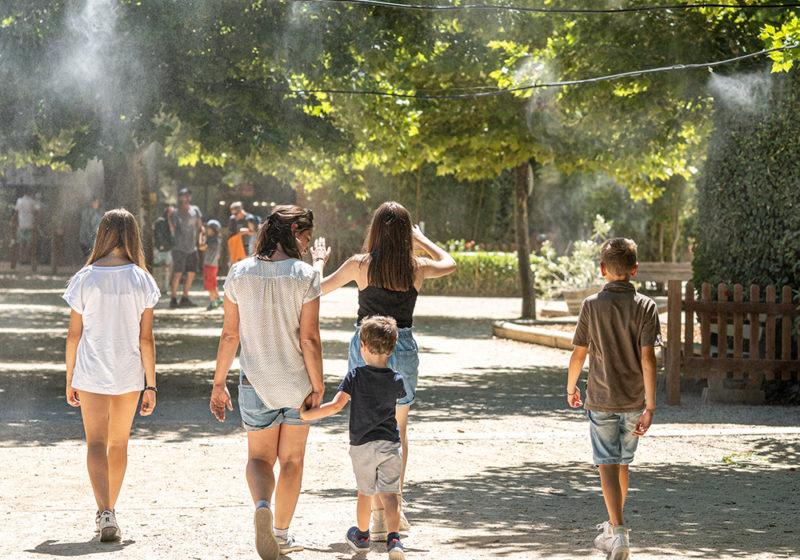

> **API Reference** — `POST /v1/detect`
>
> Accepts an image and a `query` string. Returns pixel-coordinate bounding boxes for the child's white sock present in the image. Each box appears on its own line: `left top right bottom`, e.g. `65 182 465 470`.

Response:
274 527 289 539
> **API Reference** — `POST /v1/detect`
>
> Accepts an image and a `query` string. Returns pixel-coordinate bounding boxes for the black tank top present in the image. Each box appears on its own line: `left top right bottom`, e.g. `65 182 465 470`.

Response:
357 285 418 329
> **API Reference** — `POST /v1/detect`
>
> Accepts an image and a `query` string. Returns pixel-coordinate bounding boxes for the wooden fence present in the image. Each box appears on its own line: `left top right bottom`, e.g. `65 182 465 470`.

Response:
665 280 799 404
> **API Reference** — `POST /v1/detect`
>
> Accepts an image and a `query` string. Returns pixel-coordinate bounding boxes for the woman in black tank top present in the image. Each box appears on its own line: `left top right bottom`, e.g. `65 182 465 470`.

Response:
311 201 455 534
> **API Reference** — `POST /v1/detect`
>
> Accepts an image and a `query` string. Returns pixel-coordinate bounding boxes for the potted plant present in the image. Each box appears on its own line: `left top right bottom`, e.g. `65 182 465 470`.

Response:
531 215 611 314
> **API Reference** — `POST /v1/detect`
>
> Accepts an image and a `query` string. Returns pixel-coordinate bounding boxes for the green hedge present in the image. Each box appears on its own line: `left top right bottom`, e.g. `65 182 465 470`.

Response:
694 69 800 291
424 252 520 296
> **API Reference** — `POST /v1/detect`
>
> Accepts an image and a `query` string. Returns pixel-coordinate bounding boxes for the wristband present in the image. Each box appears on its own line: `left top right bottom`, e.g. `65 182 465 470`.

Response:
567 389 577 396
144 386 158 393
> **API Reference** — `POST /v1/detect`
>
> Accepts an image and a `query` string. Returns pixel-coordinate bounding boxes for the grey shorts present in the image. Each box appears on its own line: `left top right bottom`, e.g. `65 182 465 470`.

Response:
171 250 199 274
349 440 403 496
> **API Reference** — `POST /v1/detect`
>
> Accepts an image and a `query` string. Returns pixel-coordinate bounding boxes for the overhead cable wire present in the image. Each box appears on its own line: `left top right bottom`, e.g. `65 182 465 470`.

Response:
301 0 800 14
213 44 799 100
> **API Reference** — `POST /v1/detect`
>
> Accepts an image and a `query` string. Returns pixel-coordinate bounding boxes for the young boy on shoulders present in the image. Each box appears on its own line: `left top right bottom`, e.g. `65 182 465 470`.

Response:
300 315 407 560
567 238 662 560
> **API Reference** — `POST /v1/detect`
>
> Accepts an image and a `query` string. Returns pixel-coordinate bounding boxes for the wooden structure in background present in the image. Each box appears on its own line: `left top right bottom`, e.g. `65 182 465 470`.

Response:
665 280 799 405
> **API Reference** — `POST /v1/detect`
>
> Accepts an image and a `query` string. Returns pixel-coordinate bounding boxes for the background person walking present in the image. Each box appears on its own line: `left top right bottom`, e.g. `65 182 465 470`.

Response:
169 187 203 308
63 209 160 542
311 201 456 536
210 205 324 560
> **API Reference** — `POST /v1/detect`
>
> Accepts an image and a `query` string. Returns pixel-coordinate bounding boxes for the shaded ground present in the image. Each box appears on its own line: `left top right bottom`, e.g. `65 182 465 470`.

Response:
0 273 798 559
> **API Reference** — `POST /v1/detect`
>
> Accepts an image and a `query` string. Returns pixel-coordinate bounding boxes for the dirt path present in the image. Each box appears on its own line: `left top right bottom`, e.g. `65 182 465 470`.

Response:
0 278 798 559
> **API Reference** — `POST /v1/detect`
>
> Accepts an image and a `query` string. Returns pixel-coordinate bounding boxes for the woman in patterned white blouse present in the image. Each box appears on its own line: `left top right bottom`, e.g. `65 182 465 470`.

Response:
210 205 324 560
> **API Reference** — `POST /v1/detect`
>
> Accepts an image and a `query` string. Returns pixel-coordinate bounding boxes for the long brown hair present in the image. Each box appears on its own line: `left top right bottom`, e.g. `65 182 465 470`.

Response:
360 201 417 291
84 208 148 270
255 205 314 260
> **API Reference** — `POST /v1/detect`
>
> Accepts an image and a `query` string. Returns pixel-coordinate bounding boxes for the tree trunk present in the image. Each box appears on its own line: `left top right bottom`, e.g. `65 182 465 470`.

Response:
415 164 423 222
102 144 154 267
515 162 535 319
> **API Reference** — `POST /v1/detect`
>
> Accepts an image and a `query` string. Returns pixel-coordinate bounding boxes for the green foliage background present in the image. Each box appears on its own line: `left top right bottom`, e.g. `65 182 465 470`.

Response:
693 69 800 291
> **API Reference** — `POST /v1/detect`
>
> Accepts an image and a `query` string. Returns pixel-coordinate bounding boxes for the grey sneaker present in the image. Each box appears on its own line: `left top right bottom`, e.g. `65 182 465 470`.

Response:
608 525 631 560
254 505 279 560
277 532 304 554
594 520 613 552
99 510 120 542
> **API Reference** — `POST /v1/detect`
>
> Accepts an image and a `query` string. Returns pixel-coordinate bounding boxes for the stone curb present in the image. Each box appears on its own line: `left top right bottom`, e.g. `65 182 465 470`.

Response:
491 320 574 350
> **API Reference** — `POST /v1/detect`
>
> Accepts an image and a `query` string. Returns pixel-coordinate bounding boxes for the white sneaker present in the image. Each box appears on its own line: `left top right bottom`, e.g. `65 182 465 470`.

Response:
594 520 613 552
608 525 631 560
277 532 304 554
95 511 101 532
254 505 279 560
99 510 120 542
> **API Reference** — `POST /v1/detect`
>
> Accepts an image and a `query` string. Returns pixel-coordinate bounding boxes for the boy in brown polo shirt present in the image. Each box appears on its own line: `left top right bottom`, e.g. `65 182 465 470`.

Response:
567 238 662 560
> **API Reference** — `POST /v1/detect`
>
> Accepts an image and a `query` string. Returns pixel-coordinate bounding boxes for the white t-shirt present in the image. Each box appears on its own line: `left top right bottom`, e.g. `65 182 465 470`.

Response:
63 264 161 395
15 195 41 230
224 257 321 409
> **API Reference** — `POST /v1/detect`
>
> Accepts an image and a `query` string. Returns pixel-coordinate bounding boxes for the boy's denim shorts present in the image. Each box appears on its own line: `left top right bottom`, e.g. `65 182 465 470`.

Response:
238 376 309 431
349 325 419 406
587 409 643 465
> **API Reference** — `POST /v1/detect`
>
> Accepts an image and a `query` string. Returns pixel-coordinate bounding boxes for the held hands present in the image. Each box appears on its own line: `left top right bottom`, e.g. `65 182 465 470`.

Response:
311 238 331 264
567 386 583 408
633 409 654 436
140 390 156 416
210 384 233 422
303 388 324 410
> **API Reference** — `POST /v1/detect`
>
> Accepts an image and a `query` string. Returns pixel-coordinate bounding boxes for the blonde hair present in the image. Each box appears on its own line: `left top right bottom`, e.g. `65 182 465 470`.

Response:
84 208 148 271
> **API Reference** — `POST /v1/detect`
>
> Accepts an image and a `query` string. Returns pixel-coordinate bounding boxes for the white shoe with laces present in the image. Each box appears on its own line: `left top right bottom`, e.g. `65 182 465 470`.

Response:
608 525 631 560
277 532 304 554
99 510 120 542
594 520 613 552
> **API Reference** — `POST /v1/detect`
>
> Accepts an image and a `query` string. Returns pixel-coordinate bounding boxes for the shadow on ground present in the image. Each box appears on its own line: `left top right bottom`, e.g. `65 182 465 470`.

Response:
308 458 799 558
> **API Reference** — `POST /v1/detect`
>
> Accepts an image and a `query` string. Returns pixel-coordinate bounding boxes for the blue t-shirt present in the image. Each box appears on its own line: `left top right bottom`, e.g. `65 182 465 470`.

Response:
338 365 406 446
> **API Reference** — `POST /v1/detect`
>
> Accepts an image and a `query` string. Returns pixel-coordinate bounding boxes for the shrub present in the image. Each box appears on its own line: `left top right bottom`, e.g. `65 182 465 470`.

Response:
694 69 800 290
424 251 520 296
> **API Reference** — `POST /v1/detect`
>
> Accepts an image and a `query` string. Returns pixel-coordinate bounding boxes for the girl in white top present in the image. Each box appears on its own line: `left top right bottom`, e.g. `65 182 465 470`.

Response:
210 205 323 560
63 209 160 542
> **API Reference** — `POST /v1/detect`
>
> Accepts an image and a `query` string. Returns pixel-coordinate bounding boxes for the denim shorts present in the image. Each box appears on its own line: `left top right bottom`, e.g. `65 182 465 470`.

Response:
238 377 309 431
587 409 643 465
349 326 419 407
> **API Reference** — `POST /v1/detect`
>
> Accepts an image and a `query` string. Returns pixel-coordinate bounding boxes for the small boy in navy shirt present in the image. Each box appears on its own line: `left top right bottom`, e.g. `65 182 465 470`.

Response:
301 315 407 559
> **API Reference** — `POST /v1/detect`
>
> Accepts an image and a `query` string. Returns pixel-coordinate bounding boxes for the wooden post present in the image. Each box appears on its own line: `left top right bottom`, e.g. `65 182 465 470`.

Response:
666 279 682 405
684 282 695 380
717 283 728 359
701 283 711 358
732 284 743 378
749 285 760 362
781 285 792 380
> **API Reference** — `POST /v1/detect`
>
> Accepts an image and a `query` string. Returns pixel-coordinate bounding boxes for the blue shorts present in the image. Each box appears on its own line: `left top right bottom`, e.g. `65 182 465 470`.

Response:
238 378 309 431
349 326 419 407
587 409 643 466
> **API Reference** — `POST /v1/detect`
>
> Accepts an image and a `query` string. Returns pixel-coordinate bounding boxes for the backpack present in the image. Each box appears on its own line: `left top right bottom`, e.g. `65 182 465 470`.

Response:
153 216 174 252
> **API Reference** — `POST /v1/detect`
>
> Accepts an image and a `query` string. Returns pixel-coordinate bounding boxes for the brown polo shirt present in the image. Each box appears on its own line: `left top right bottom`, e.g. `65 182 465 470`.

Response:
572 281 662 413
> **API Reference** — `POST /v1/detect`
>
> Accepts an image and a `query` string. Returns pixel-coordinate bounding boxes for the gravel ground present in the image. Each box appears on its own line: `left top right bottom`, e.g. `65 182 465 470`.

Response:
0 277 798 560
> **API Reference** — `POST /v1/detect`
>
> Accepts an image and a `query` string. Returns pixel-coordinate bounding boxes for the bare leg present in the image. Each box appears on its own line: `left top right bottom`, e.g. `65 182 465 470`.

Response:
183 271 196 298
79 391 139 512
273 424 310 530
107 392 141 509
171 272 183 299
619 464 629 510
379 493 400 533
245 426 280 505
395 406 410 493
79 392 112 512
598 464 624 526
356 492 372 532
